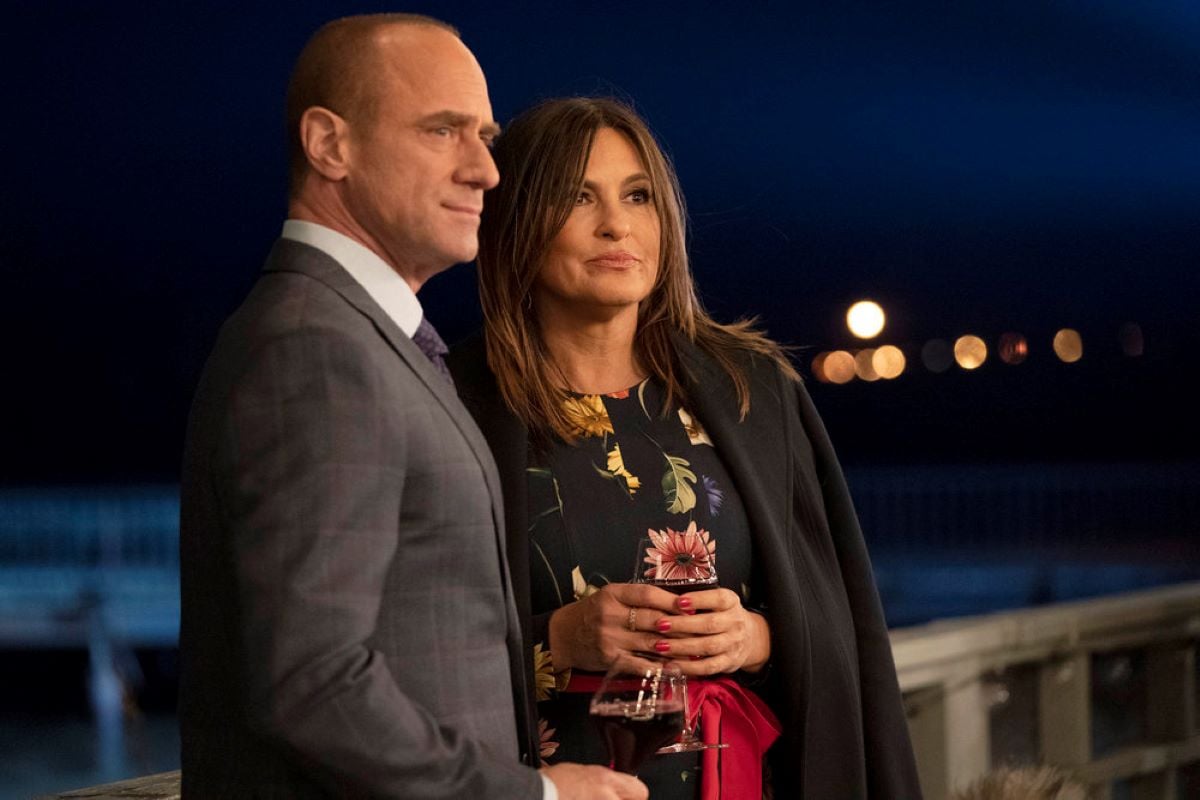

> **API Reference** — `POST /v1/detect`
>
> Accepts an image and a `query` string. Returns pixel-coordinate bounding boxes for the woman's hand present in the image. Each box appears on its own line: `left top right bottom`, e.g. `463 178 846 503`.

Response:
653 588 771 677
547 583 682 672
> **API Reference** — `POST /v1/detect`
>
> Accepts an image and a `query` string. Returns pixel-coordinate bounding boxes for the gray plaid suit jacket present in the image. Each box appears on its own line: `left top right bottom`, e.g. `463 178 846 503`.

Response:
179 238 541 798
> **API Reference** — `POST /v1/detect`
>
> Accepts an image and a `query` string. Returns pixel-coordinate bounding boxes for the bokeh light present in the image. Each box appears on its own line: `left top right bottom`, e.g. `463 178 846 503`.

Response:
1118 322 1144 357
846 300 885 339
998 332 1028 365
1053 328 1083 363
921 339 953 373
954 335 988 370
854 349 880 381
811 351 829 382
873 345 906 379
824 350 856 384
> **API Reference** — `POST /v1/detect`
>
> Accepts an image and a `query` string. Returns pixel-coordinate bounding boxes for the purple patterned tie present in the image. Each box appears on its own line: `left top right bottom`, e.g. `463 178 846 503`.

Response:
411 317 453 385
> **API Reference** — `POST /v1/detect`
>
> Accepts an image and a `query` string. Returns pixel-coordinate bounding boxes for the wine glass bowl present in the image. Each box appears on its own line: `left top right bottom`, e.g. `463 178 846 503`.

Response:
636 527 718 593
588 657 686 774
633 529 728 753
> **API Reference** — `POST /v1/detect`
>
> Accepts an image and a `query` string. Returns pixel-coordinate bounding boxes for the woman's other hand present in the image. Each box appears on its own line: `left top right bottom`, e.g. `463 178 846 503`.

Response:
652 588 771 676
547 583 682 672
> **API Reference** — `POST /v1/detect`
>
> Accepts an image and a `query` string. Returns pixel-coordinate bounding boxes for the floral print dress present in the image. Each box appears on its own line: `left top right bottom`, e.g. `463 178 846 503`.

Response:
527 378 755 798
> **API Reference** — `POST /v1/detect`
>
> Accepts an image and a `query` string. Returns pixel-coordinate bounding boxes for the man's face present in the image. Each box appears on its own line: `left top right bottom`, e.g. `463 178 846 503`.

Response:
343 26 499 286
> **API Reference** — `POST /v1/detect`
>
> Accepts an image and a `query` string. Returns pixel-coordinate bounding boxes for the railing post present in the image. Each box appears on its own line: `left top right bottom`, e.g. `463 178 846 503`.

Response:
906 685 948 800
904 665 990 800
1129 770 1176 800
1146 642 1195 742
1039 652 1091 766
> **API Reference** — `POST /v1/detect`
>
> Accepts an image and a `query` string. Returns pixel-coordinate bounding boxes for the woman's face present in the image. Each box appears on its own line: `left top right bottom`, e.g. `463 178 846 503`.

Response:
534 127 661 320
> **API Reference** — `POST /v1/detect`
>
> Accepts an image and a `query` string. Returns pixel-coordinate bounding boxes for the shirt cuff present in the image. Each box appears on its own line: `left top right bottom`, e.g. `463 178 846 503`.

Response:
541 772 559 800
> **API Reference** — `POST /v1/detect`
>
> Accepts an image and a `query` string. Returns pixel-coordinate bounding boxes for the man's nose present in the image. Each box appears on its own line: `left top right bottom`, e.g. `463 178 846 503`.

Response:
456 137 500 190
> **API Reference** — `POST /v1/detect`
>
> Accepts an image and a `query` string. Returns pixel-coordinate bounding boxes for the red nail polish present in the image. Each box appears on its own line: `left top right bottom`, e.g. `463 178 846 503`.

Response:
677 596 692 609
654 640 671 653
656 619 672 633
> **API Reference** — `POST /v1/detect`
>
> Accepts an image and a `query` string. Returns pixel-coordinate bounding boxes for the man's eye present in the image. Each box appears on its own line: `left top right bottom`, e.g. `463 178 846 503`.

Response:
432 127 453 137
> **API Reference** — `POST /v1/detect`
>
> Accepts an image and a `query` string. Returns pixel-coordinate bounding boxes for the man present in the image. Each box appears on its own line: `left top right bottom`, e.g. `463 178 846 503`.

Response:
178 14 646 799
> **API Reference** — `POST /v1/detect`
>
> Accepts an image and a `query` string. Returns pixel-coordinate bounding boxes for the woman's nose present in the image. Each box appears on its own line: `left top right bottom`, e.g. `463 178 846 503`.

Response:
596 206 631 240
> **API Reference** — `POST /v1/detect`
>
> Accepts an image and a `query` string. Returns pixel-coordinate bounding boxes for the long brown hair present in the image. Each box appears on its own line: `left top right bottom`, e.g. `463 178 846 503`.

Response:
476 97 797 442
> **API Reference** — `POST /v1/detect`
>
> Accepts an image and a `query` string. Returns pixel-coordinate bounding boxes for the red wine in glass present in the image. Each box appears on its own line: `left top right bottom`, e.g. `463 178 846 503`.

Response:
634 531 729 753
591 700 686 774
588 658 686 775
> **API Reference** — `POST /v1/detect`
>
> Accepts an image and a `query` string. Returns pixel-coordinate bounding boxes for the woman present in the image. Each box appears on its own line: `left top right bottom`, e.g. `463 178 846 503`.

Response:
448 97 921 799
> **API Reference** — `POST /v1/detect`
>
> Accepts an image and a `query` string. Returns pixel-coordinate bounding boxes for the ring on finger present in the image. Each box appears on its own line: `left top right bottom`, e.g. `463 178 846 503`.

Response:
626 606 638 632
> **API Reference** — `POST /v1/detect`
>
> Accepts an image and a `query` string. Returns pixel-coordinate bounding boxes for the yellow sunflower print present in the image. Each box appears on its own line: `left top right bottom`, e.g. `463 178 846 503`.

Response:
562 394 614 438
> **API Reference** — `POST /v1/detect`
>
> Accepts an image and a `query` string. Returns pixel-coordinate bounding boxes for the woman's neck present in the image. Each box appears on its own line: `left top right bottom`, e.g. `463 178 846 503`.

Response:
538 303 644 394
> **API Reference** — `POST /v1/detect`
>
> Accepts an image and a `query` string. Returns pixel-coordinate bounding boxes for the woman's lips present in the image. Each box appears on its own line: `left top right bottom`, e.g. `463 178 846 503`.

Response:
587 252 639 267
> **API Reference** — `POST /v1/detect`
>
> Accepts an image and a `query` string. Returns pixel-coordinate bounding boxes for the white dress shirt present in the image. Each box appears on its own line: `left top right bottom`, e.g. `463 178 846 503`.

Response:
281 219 424 336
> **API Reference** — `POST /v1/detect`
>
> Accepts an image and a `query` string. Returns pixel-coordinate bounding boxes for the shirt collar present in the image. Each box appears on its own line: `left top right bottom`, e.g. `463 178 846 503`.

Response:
280 219 423 336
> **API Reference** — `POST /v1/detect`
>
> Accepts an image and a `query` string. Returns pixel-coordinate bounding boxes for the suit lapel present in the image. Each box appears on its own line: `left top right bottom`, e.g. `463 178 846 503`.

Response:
264 240 507 525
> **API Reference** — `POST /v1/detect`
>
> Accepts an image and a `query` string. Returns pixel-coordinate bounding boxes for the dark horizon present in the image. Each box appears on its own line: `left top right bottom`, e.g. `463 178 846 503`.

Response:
5 1 1198 483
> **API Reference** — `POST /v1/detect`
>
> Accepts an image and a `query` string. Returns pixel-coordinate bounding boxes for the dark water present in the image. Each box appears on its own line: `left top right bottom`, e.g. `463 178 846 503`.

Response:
0 712 179 799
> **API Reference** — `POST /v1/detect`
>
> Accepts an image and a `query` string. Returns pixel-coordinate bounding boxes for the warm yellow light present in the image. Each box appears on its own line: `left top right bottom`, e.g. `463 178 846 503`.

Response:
873 345 906 379
824 350 856 384
846 300 885 339
1118 322 1144 357
811 352 830 382
954 335 988 369
921 339 953 373
998 332 1028 365
854 349 880 381
1054 329 1083 363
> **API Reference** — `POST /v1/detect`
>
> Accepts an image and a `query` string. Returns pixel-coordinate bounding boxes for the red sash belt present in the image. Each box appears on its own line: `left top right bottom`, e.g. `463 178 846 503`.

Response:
564 672 782 799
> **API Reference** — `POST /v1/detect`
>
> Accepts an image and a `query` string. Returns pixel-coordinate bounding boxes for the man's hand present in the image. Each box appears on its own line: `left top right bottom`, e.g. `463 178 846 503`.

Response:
541 763 648 800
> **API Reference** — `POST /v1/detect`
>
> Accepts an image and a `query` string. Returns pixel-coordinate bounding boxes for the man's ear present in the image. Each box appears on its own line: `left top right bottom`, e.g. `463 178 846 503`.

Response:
298 106 351 181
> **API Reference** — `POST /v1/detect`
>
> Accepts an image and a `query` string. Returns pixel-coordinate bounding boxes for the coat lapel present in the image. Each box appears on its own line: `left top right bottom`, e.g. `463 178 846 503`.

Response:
673 336 794 574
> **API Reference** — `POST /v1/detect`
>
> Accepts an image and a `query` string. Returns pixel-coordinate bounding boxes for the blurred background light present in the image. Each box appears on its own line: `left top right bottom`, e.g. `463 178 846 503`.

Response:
954 335 988 370
855 348 881 381
873 344 906 379
1118 322 1144 357
847 300 885 339
1054 328 1084 363
998 332 1029 365
811 351 830 382
824 350 857 384
922 339 954 373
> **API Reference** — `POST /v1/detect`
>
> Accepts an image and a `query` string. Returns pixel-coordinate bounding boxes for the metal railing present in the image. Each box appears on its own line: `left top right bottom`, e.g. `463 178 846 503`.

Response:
893 581 1200 799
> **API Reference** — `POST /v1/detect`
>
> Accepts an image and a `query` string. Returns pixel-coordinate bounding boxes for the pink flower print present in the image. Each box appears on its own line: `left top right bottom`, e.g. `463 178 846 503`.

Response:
643 521 716 582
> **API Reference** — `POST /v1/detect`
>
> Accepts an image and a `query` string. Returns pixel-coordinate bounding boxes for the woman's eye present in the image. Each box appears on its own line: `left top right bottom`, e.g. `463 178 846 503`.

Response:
574 191 591 205
629 188 651 203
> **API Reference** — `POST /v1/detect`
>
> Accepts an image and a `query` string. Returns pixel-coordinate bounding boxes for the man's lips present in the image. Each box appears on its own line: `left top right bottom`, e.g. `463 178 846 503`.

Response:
443 203 483 216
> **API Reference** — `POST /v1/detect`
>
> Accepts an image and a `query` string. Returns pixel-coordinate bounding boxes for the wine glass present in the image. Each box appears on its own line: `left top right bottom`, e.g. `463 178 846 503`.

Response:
634 529 728 753
588 655 687 775
635 527 718 593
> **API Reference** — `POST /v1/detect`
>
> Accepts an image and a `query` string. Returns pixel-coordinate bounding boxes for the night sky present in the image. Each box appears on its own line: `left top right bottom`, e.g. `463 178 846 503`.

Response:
6 1 1199 483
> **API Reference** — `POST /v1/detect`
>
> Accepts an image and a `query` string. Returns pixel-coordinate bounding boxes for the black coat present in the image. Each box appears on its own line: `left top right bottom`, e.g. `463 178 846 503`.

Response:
449 333 922 799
